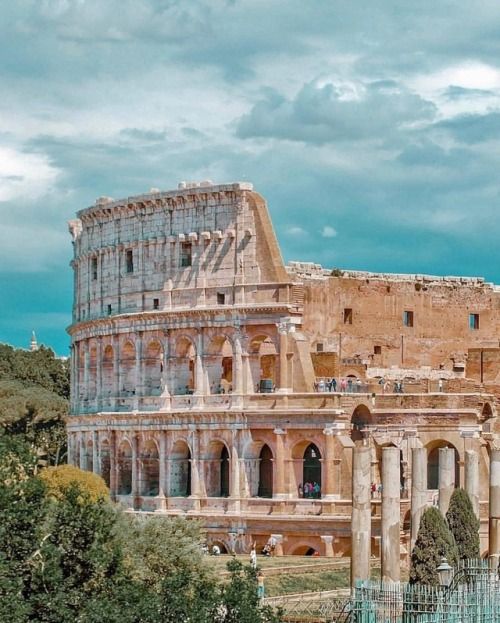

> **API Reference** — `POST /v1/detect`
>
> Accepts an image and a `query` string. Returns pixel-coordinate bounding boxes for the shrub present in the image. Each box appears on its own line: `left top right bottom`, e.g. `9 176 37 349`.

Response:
446 488 480 560
39 464 109 503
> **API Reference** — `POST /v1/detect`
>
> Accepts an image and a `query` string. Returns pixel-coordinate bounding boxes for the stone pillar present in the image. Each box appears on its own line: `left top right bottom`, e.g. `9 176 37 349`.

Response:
465 449 480 518
322 428 336 499
92 431 100 475
381 447 400 583
161 333 171 401
351 446 371 588
109 432 117 499
67 433 74 465
96 338 102 408
134 332 143 408
79 436 86 470
438 447 455 516
321 535 334 558
274 428 287 498
489 448 500 557
277 323 288 392
195 331 204 396
157 432 167 510
189 429 201 510
83 342 90 401
132 435 140 502
233 333 243 395
411 447 427 551
271 534 284 557
113 336 120 405
230 435 240 512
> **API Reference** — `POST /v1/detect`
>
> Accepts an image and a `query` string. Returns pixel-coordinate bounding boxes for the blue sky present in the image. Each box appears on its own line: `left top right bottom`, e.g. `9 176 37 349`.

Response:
2 1 500 355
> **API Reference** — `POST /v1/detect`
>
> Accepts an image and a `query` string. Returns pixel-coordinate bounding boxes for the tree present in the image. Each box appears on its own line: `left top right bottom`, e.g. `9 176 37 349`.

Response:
39 464 109 503
410 506 458 585
446 488 480 560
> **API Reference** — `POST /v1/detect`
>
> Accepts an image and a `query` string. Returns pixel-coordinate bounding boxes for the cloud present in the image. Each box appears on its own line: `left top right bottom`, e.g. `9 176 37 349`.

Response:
321 226 337 238
285 225 307 236
0 146 59 201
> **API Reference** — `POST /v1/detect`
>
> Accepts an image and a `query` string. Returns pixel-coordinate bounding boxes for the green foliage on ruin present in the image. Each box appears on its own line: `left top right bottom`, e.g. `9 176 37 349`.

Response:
410 506 458 585
0 344 69 465
0 437 283 622
446 488 480 560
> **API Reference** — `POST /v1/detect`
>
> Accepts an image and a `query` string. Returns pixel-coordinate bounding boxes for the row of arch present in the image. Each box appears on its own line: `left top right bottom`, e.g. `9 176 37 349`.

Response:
76 332 280 398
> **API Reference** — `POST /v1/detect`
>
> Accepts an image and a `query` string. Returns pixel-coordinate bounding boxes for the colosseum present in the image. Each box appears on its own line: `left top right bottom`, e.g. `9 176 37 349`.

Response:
67 181 500 560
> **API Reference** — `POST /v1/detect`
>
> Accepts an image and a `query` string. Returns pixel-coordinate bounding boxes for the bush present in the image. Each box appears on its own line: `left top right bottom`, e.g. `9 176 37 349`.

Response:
410 506 458 585
39 464 109 503
446 488 480 560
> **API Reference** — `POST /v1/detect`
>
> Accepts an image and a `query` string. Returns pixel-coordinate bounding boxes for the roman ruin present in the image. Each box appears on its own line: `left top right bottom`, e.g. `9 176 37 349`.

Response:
67 181 500 559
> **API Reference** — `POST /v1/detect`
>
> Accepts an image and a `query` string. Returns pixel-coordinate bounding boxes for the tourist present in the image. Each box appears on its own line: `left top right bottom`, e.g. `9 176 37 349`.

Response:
250 544 257 569
313 482 320 498
356 378 362 392
304 482 311 498
438 379 444 392
298 483 303 498
212 544 221 556
347 378 353 393
330 377 337 392
340 378 347 392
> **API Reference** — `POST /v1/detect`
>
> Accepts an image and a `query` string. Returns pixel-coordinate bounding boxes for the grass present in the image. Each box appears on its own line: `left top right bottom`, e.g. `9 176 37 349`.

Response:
264 568 350 597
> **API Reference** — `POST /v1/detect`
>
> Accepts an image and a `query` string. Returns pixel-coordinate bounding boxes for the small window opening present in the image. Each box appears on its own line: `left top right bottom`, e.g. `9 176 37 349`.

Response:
126 249 134 274
153 298 159 310
91 257 98 281
374 345 382 355
180 242 192 267
107 304 112 316
469 313 479 330
316 343 324 353
403 310 414 327
217 292 225 305
343 308 353 324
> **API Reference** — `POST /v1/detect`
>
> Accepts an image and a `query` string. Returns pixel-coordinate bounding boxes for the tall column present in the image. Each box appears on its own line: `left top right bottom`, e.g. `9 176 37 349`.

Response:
96 338 102 408
351 446 371 588
92 431 100 475
322 428 336 499
160 332 170 404
189 428 202 510
233 333 243 395
277 323 289 393
230 432 240 512
83 341 90 401
411 447 427 551
109 432 117 499
381 447 400 583
132 435 140 501
274 428 287 498
70 344 76 413
157 432 167 510
438 447 455 516
134 332 143 408
113 336 120 404
194 330 204 396
465 449 480 518
79 436 86 470
489 448 500 557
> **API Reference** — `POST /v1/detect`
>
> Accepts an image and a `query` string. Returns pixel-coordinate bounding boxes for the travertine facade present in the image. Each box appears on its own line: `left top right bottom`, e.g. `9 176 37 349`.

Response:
68 181 500 557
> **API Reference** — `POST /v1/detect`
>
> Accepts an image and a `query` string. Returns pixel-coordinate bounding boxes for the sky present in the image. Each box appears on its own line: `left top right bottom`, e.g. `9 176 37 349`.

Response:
2 1 500 355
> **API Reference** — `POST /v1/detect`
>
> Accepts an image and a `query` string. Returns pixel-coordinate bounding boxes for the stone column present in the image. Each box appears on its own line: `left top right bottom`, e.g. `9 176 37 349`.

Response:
96 338 102 408
270 534 284 557
438 447 455 516
233 333 243 395
83 342 90 401
381 447 400 583
92 431 100 475
465 449 480 518
189 429 201 510
322 428 336 499
274 428 287 498
351 446 371 588
160 332 171 401
194 330 204 396
134 332 143 409
109 432 117 499
67 433 74 465
113 336 120 406
321 535 334 558
411 447 427 551
277 323 288 393
132 435 140 503
157 432 167 510
79 436 86 470
230 433 241 512
489 448 500 557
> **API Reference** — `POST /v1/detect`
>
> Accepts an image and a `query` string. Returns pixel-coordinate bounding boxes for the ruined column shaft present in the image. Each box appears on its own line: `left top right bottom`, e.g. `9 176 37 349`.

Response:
274 430 286 497
381 447 400 583
465 449 480 518
411 447 427 551
490 449 500 556
351 446 371 588
323 430 336 498
438 447 455 516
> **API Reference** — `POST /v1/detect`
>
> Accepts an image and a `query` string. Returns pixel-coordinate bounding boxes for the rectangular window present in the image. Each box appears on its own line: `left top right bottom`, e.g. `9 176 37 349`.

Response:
403 310 414 327
107 304 112 316
469 313 479 330
180 242 192 267
153 298 159 310
217 292 225 305
91 257 98 281
126 249 134 273
374 345 382 355
316 343 324 353
343 308 353 324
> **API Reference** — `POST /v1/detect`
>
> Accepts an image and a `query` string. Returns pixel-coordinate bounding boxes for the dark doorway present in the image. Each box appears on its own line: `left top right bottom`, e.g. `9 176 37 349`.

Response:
258 444 273 497
427 446 459 489
220 446 230 497
303 443 322 498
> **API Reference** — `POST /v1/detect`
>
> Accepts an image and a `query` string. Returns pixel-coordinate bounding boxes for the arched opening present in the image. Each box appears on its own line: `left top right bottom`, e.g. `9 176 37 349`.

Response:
170 440 191 497
351 404 372 445
292 545 319 556
88 346 97 399
86 440 93 472
118 441 132 495
120 341 136 396
210 541 228 554
220 446 230 498
174 337 195 395
100 440 111 487
427 443 460 489
249 335 278 393
102 345 114 398
303 443 322 498
482 402 494 421
141 440 159 496
206 335 233 394
144 340 163 396
258 444 273 498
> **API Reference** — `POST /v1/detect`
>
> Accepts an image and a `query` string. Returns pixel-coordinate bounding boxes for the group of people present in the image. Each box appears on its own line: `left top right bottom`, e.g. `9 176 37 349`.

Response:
314 377 364 393
298 482 321 498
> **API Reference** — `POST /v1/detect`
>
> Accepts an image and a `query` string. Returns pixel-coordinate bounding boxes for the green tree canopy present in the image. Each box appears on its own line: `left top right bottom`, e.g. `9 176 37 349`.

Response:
446 488 480 560
410 506 458 585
